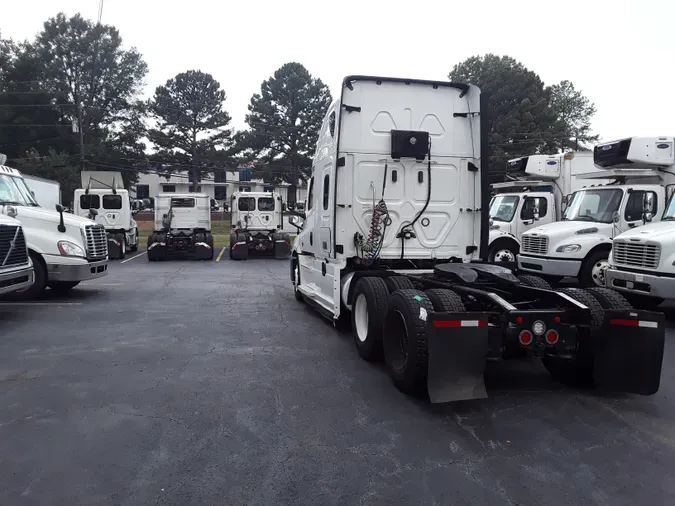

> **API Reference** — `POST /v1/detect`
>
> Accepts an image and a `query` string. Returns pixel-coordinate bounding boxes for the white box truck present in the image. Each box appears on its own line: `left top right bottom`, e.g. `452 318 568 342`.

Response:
286 75 665 403
0 156 108 299
517 136 675 288
22 174 61 212
488 152 612 263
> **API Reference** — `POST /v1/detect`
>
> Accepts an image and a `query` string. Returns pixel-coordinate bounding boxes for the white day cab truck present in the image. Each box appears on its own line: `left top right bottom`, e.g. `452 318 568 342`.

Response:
602 139 675 306
73 171 139 260
517 136 675 290
0 158 109 298
286 75 665 404
0 215 34 297
147 193 214 261
488 152 611 263
229 190 291 260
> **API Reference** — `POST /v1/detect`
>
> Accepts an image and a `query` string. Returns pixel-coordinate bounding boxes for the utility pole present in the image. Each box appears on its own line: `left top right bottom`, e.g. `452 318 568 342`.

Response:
77 102 85 171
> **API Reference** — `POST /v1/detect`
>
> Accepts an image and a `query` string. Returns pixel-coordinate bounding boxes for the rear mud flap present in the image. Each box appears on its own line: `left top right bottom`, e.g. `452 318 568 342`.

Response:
107 238 122 259
426 312 490 403
593 309 665 395
274 240 290 259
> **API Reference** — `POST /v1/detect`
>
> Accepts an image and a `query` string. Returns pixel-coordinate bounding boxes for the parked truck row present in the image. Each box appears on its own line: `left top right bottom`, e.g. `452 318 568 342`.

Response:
286 75 666 404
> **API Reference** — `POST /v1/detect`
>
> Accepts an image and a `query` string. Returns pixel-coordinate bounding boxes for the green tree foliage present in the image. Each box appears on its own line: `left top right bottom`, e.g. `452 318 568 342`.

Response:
549 80 598 151
15 148 80 207
449 54 565 179
239 62 332 185
148 70 236 190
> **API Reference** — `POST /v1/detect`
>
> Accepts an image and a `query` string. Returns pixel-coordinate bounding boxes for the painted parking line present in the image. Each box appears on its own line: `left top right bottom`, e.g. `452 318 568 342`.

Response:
120 251 147 264
216 247 226 262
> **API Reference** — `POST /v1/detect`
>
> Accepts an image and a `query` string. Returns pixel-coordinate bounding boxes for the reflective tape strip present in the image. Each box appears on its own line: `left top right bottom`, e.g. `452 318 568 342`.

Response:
609 318 658 329
433 320 487 328
195 242 211 249
639 320 658 329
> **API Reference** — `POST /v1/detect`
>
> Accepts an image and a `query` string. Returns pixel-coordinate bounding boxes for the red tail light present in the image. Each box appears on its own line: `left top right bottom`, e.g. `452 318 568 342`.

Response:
519 330 533 345
545 329 559 345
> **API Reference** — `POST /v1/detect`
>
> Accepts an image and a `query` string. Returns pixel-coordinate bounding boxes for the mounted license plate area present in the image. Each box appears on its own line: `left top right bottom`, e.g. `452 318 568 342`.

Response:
506 311 575 353
426 312 490 403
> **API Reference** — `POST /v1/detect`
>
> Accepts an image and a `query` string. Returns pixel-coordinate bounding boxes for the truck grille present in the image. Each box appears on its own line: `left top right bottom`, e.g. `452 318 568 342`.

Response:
612 241 660 269
0 225 29 267
521 235 549 255
84 224 108 261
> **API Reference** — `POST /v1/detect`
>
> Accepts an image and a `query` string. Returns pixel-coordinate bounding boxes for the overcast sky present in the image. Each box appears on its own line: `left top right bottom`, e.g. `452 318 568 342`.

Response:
3 0 674 144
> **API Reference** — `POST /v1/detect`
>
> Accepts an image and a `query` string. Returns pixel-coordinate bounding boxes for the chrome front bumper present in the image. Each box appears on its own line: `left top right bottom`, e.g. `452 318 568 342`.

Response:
606 267 675 300
46 259 108 282
0 264 34 296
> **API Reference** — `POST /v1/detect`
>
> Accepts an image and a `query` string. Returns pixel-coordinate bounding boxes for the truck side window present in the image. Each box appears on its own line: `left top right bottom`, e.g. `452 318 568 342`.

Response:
328 111 336 138
323 174 330 210
521 197 547 220
258 197 274 211
80 194 100 209
238 197 255 211
625 190 657 222
102 194 123 210
307 177 314 211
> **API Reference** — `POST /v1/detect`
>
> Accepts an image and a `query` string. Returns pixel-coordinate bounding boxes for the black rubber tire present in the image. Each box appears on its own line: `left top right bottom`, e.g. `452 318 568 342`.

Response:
115 232 126 260
488 240 519 263
147 233 156 261
8 251 47 300
542 287 603 387
383 289 435 397
48 281 81 294
229 232 236 259
424 288 466 312
517 274 552 290
579 249 610 288
384 276 415 294
351 277 390 362
204 232 215 260
586 287 632 310
292 258 303 302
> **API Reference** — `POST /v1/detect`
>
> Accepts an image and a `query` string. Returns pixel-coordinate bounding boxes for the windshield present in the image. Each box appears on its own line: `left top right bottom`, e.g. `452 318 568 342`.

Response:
258 197 275 211
663 192 675 221
0 174 39 206
489 195 519 222
563 189 623 223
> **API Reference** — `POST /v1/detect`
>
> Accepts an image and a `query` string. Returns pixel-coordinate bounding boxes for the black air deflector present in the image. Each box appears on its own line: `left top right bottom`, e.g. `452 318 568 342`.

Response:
390 130 429 161
594 138 633 167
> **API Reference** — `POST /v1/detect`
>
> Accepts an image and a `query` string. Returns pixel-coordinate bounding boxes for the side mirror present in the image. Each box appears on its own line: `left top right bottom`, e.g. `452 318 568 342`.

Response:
288 214 304 230
132 209 139 216
55 204 64 213
533 207 540 221
644 212 653 223
55 204 66 232
613 211 620 223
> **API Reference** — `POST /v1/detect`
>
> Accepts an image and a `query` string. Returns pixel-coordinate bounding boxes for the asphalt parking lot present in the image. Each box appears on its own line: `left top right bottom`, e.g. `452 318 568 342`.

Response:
1 252 675 506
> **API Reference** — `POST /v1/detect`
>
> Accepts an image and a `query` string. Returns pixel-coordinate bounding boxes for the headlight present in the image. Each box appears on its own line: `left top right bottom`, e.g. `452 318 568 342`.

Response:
556 244 582 253
58 241 85 257
575 227 598 235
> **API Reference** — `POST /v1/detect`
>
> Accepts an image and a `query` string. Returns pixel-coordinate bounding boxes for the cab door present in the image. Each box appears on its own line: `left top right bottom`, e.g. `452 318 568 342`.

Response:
620 188 662 232
516 195 550 239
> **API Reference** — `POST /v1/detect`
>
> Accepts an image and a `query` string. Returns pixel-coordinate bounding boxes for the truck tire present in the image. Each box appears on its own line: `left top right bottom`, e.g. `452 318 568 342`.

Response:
229 232 236 259
586 287 632 310
488 240 519 263
147 233 156 261
206 233 214 260
579 250 610 288
292 258 303 302
48 281 80 294
517 274 552 290
8 251 47 300
383 289 435 397
384 276 415 294
542 287 603 387
116 233 126 259
351 277 390 362
129 228 139 252
231 232 248 260
424 288 466 312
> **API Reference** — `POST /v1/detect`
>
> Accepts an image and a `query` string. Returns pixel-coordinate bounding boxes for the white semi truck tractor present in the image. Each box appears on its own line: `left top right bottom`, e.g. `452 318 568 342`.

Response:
0 158 108 299
488 152 611 263
286 75 665 404
0 214 34 296
73 171 139 260
229 190 291 260
517 136 674 287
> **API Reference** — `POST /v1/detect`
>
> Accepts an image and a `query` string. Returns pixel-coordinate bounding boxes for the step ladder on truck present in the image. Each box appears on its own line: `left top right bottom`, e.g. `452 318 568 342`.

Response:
517 136 675 289
285 75 665 403
601 138 675 307
488 151 612 264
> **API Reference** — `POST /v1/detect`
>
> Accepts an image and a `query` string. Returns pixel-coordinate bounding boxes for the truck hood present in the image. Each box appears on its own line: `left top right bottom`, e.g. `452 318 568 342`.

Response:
2 205 96 228
524 220 613 238
614 220 675 241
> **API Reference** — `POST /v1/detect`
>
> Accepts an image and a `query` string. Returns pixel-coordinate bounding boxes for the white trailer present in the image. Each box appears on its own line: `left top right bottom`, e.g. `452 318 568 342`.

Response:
147 193 214 261
488 152 612 263
229 190 291 260
518 136 675 288
22 174 61 211
286 75 665 404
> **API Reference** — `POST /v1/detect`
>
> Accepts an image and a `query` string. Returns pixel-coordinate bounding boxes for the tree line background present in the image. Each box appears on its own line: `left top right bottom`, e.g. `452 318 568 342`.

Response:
0 12 599 204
